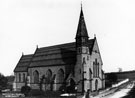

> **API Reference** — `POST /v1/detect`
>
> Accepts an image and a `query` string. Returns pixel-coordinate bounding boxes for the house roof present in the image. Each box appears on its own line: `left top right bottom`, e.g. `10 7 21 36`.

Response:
14 39 95 73
14 54 33 72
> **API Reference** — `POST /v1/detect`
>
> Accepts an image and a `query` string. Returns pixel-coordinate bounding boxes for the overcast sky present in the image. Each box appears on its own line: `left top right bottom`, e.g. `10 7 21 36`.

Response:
0 0 135 76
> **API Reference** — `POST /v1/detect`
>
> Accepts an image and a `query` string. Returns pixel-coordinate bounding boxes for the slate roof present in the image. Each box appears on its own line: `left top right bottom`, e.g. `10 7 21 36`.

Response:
14 39 95 72
76 7 89 38
29 39 95 68
14 54 33 72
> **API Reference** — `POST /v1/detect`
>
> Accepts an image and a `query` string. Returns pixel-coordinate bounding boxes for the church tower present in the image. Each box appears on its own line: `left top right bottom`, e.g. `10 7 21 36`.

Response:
75 7 91 93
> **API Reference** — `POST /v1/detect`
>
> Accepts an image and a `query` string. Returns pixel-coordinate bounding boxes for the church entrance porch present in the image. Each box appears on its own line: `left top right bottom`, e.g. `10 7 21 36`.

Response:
95 79 98 91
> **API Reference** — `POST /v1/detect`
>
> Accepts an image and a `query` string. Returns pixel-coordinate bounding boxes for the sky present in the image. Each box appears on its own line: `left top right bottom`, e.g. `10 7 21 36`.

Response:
0 0 135 76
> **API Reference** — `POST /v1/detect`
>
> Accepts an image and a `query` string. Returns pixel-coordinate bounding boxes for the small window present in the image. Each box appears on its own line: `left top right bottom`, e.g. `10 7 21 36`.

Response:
23 73 25 82
19 73 21 82
78 48 81 53
33 70 39 83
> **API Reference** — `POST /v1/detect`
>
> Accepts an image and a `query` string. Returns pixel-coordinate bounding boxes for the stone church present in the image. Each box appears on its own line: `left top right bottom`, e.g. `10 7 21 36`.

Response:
13 7 105 93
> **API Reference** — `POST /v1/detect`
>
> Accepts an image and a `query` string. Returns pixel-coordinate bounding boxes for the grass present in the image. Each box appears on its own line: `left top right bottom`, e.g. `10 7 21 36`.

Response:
0 90 76 98
28 89 62 97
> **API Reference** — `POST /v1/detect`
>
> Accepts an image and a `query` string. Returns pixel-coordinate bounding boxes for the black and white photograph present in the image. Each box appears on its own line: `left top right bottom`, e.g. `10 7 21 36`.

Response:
0 0 135 98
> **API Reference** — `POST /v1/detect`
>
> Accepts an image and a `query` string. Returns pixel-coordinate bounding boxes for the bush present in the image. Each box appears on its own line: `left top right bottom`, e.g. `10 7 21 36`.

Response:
59 85 67 93
28 89 61 97
29 89 44 96
0 73 8 91
106 73 118 84
44 90 61 97
21 85 31 96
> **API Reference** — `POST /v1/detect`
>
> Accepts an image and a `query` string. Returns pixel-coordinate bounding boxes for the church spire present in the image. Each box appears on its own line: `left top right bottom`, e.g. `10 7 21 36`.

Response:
76 5 89 47
76 6 89 39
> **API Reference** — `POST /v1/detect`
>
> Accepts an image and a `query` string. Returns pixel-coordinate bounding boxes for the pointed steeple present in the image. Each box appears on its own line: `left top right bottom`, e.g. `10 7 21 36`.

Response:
76 6 89 39
76 6 89 47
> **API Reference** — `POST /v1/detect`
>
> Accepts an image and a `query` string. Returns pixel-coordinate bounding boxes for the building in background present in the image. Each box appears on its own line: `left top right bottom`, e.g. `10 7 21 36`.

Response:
105 70 135 83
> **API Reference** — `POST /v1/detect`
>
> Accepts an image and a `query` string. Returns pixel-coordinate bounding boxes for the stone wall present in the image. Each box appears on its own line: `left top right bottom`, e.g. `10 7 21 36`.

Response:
28 65 65 91
90 38 105 91
13 72 27 91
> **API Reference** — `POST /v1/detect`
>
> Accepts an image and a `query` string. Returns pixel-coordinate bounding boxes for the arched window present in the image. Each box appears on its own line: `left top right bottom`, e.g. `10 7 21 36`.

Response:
93 62 95 77
57 69 64 83
33 70 39 83
89 69 92 91
97 63 99 77
89 69 92 80
46 69 52 82
93 59 99 77
19 73 21 82
23 73 25 82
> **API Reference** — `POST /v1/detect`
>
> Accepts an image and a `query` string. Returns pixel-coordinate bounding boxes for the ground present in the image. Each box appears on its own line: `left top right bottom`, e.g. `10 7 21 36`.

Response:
1 81 135 98
122 82 135 98
91 80 135 98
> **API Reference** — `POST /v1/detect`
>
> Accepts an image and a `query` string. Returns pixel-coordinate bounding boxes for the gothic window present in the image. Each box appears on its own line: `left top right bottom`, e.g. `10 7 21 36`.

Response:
97 63 99 77
97 64 98 77
33 70 39 83
56 69 64 83
79 69 81 74
46 69 52 82
93 62 95 77
23 73 25 82
95 64 97 77
89 68 92 90
93 59 99 77
19 73 21 82
95 59 97 77
89 68 92 80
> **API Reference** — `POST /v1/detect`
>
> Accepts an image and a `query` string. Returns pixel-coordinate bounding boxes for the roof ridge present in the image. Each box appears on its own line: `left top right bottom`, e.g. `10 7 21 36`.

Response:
38 38 94 50
38 41 75 50
22 54 33 56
